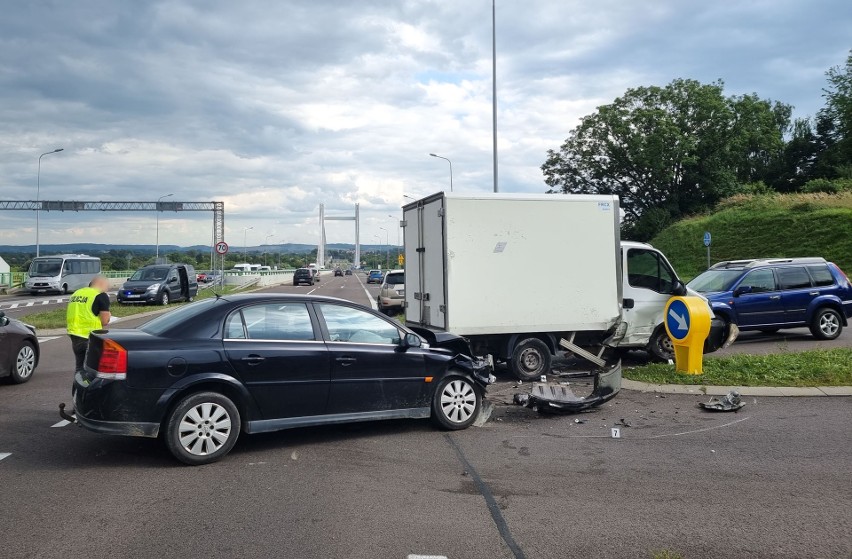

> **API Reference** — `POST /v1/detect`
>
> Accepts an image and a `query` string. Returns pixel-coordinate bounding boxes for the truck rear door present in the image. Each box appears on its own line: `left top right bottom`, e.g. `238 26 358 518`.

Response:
403 195 447 330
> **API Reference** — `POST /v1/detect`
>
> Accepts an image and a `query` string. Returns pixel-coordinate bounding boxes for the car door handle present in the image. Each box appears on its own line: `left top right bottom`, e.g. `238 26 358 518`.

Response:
336 356 357 366
769 295 781 300
241 355 266 364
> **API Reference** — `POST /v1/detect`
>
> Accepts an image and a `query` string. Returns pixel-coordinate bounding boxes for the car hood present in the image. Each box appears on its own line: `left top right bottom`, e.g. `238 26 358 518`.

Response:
121 280 165 290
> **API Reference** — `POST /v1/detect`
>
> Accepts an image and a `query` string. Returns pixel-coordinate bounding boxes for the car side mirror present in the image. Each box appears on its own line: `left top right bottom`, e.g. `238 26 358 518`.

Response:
170 277 178 283
399 332 422 350
672 280 687 297
733 285 752 297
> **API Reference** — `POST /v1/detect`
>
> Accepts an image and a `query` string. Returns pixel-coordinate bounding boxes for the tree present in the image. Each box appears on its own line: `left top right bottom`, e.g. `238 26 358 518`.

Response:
542 79 791 239
813 50 852 178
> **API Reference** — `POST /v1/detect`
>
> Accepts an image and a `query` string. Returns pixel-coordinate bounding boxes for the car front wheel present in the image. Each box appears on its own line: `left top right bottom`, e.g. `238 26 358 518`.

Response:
431 376 481 430
164 392 241 465
159 291 170 306
810 308 843 340
10 342 36 384
647 328 675 362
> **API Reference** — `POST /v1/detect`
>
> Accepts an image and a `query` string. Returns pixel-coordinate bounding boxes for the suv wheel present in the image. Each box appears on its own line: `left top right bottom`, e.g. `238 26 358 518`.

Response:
810 307 843 340
164 392 241 465
647 328 675 362
509 338 551 381
431 376 481 430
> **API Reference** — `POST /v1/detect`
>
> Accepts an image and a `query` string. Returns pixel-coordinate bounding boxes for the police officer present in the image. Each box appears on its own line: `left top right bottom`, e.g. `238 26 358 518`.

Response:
66 275 111 375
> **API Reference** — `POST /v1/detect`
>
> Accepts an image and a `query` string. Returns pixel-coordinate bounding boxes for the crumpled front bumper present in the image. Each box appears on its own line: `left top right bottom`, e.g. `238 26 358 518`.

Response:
515 360 622 413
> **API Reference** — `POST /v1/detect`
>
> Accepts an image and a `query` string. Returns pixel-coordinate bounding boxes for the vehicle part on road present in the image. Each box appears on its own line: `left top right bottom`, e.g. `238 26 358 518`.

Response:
165 391 241 465
432 376 482 430
514 360 622 413
509 338 551 381
699 390 745 412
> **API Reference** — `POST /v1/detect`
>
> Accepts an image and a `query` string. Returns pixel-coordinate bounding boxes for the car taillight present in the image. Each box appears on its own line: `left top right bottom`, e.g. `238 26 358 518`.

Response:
834 264 850 284
96 339 128 380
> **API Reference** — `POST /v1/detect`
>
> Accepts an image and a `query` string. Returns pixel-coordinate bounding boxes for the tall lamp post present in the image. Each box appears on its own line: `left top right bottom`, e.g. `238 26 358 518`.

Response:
429 153 453 192
243 226 254 261
264 234 275 266
155 193 173 261
36 148 64 257
491 0 498 193
373 235 382 269
378 227 390 269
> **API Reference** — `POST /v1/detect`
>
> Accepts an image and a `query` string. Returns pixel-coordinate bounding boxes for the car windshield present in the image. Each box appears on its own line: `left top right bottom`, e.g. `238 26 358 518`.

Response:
131 267 169 281
140 299 218 336
29 258 63 277
687 269 743 293
385 273 404 285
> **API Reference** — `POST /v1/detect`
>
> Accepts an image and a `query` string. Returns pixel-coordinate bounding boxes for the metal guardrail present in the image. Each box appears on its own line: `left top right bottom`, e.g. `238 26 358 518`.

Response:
0 268 299 289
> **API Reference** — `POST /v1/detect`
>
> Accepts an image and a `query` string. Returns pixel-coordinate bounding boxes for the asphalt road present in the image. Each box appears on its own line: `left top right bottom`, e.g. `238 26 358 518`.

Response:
2 272 850 558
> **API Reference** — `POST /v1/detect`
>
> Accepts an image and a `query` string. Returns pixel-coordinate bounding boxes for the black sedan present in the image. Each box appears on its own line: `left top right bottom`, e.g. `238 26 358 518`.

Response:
70 294 493 465
0 311 39 384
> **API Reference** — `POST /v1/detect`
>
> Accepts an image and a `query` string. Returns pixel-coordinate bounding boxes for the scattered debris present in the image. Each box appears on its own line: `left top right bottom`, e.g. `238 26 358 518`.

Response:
573 418 586 424
513 361 622 413
699 390 745 412
615 418 632 427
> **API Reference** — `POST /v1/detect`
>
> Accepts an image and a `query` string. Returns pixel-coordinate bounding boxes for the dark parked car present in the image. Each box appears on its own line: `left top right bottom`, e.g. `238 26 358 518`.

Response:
344 269 352 276
688 258 852 340
367 270 384 284
0 311 39 384
334 268 343 277
118 264 198 305
293 268 313 286
70 294 493 465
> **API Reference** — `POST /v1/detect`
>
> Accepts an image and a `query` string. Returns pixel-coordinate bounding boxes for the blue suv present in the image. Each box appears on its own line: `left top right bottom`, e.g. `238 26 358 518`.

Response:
687 258 852 340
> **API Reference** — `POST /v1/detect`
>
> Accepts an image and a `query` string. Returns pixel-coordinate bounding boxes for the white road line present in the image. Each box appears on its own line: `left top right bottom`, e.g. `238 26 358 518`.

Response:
307 288 317 295
408 555 448 559
37 336 60 343
51 420 71 428
10 303 19 309
0 453 11 462
355 273 378 310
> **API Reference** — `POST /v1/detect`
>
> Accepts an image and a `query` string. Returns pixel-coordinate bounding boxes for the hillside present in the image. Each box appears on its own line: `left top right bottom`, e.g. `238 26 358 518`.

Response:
651 192 852 280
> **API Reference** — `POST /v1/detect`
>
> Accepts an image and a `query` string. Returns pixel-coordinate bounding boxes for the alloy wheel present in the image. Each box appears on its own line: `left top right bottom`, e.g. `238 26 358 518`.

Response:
820 313 840 337
178 403 233 456
440 379 477 424
16 345 36 380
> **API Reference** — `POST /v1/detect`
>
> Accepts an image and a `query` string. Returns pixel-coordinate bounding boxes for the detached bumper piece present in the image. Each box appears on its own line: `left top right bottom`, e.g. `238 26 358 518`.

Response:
514 360 622 413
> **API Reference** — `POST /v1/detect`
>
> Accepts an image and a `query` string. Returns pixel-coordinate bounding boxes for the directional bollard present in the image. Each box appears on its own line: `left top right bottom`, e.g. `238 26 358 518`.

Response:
663 296 712 375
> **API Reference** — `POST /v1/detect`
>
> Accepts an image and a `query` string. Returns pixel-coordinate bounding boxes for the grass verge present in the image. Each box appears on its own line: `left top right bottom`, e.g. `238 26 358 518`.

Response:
624 348 852 387
21 286 242 330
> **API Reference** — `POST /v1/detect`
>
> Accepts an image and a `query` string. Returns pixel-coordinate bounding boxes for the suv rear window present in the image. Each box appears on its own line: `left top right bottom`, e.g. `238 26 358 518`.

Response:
806 265 835 287
776 267 812 290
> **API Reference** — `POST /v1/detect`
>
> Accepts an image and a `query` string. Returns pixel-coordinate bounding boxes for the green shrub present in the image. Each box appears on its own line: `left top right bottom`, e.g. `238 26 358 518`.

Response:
802 178 839 193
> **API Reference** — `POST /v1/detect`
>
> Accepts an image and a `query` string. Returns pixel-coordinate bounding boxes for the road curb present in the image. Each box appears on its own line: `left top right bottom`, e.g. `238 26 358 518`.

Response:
622 378 852 397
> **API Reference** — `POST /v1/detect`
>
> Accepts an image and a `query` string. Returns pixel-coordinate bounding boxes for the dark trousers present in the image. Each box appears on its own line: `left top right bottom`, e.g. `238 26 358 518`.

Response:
70 335 88 375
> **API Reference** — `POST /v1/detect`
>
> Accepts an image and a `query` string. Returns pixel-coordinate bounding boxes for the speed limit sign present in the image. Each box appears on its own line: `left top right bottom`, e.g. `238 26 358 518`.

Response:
215 241 229 255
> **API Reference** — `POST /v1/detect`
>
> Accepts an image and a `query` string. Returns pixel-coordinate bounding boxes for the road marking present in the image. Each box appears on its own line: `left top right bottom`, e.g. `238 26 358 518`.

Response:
37 336 60 343
354 273 379 310
0 453 11 462
408 555 449 559
307 288 317 295
51 420 72 428
649 416 751 439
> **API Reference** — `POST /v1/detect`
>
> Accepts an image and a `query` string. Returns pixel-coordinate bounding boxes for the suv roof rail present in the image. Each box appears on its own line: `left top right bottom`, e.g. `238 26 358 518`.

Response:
710 257 827 270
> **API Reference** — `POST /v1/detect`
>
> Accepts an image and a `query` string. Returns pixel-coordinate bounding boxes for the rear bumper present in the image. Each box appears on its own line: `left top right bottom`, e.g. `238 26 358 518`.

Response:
75 411 160 438
380 297 404 308
73 371 164 438
704 317 737 353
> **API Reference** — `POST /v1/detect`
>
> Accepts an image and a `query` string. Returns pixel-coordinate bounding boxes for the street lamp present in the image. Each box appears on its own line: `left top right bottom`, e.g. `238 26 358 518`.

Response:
429 153 453 192
155 193 173 261
35 148 64 257
264 234 275 266
379 227 390 269
373 235 383 269
243 227 254 261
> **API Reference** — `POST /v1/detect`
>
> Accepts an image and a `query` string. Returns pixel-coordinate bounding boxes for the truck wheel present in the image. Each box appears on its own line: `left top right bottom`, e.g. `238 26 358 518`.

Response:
509 338 551 381
431 376 481 430
810 307 843 340
164 391 241 465
647 328 675 362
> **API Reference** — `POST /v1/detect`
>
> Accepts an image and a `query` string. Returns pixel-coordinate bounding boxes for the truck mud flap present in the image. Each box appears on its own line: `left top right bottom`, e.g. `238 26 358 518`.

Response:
513 360 621 413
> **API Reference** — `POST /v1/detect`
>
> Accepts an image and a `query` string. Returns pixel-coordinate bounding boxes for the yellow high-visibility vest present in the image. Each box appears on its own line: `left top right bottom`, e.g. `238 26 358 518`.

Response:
66 287 102 338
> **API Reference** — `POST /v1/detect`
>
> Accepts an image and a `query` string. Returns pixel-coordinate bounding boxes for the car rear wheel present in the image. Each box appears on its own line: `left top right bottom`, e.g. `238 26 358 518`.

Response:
810 308 843 340
10 342 36 384
431 376 481 430
509 338 551 381
647 328 675 362
164 392 241 465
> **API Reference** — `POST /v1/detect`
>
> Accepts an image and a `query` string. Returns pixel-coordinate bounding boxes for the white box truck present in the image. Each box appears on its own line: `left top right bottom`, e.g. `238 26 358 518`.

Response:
402 193 730 383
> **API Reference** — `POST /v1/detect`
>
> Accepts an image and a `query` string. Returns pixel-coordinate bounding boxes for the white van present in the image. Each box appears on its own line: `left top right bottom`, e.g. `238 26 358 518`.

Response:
26 254 102 295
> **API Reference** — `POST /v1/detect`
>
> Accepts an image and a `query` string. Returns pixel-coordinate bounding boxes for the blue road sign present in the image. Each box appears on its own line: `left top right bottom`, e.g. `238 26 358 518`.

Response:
667 299 691 340
703 231 711 247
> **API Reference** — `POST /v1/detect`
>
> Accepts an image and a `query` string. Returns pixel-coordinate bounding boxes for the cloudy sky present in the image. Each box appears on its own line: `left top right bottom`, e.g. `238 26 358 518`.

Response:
0 0 849 250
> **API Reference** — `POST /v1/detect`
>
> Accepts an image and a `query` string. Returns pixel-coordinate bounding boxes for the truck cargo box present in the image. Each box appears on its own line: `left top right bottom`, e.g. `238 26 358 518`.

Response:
403 193 622 336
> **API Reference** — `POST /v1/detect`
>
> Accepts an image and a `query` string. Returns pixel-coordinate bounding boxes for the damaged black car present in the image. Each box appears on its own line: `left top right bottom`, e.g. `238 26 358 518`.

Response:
67 294 493 465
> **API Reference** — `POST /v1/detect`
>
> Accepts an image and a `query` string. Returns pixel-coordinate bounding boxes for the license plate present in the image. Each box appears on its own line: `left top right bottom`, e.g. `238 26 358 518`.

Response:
126 294 140 298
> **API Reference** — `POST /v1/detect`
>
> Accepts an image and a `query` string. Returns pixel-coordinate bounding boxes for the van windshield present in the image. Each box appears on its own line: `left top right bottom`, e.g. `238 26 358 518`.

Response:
687 269 743 293
131 267 169 281
29 259 63 277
